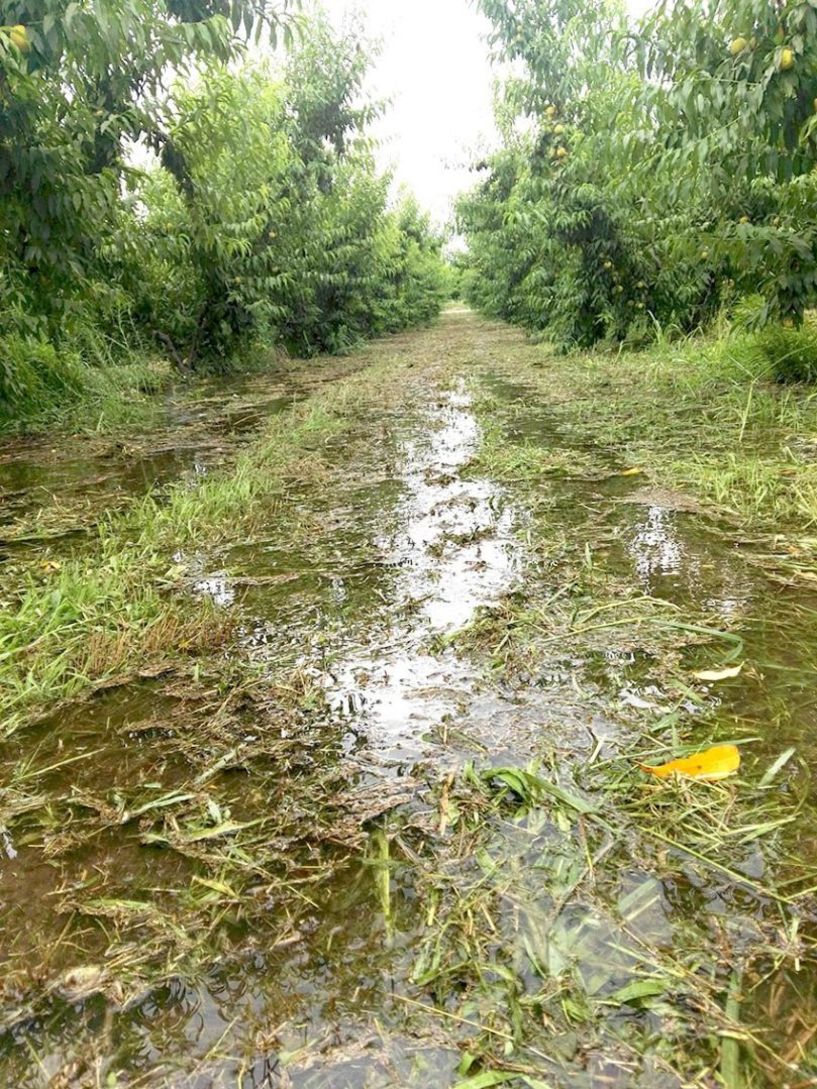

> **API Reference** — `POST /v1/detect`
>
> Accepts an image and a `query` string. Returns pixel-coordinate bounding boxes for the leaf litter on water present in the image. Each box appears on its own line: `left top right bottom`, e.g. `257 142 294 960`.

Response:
640 743 741 781
692 662 744 682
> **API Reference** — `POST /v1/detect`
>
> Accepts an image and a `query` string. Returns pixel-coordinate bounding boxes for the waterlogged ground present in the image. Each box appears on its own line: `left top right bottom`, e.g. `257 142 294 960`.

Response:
0 355 363 571
1 312 816 1087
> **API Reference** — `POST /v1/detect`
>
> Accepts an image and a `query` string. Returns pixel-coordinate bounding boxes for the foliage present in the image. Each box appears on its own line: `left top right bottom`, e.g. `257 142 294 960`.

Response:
0 6 447 423
123 36 447 362
0 0 299 322
756 319 817 383
459 0 817 352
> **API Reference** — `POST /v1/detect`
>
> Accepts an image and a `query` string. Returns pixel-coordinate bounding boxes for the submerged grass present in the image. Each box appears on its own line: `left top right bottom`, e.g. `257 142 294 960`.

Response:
399 744 817 1088
0 335 431 728
3 312 817 1086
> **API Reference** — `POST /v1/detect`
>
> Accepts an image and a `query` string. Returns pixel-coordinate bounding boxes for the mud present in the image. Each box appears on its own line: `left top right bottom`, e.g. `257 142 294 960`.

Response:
0 313 815 1086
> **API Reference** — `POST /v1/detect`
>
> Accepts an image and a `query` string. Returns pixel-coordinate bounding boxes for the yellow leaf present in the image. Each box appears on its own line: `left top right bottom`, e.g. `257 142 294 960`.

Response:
618 467 644 477
640 744 741 781
692 663 743 682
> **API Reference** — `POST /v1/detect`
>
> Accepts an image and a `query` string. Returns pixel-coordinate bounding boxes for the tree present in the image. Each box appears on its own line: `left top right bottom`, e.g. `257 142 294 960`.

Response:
0 0 299 326
122 16 448 362
458 0 817 348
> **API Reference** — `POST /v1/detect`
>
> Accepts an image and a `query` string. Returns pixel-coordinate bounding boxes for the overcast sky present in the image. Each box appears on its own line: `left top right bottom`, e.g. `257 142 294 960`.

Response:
319 0 498 226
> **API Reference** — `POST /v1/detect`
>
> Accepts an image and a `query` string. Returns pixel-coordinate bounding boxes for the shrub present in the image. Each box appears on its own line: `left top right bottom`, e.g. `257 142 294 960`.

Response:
757 322 817 384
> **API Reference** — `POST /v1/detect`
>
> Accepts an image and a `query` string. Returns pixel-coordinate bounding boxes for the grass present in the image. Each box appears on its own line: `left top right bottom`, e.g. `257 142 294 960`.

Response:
0 342 427 728
0 328 177 436
3 311 817 1086
470 319 817 546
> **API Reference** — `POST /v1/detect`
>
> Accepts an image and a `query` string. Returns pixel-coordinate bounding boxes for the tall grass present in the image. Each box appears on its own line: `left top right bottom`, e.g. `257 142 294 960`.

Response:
489 313 817 531
0 320 174 435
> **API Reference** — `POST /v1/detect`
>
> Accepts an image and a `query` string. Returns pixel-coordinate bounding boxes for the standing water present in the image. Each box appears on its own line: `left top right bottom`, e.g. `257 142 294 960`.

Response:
0 314 815 1087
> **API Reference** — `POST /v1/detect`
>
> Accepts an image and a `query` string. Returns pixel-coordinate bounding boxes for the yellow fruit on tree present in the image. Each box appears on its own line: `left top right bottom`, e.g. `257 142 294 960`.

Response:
779 47 795 71
555 146 568 158
553 124 565 135
729 36 747 55
545 105 557 119
739 215 750 223
603 260 613 270
8 24 29 51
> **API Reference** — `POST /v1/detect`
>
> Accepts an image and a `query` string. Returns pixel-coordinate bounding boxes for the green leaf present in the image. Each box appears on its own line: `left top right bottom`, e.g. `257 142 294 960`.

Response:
604 978 669 1006
453 1072 521 1089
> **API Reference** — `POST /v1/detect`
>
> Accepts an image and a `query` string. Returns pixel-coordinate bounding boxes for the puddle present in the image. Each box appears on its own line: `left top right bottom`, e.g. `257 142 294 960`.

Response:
2 318 817 1085
0 365 354 567
192 381 528 766
315 383 523 760
0 366 537 1086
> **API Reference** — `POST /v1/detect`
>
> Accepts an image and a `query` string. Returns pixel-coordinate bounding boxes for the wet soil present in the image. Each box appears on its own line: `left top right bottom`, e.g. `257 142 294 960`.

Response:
0 357 363 570
1 312 816 1087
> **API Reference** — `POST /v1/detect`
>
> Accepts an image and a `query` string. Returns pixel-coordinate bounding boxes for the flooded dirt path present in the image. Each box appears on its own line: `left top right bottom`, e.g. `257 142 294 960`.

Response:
0 356 364 572
1 312 816 1087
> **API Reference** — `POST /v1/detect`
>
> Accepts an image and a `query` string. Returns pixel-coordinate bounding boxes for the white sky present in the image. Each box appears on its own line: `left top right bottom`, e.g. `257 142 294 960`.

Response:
319 0 498 226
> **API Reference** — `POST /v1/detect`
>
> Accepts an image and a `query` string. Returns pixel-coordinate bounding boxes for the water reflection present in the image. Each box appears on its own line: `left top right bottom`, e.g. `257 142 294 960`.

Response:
629 505 684 584
321 383 523 756
626 503 752 620
193 572 236 608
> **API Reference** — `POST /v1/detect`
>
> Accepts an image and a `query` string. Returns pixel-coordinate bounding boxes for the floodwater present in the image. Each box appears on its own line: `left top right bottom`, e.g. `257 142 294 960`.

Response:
0 360 361 568
0 314 815 1086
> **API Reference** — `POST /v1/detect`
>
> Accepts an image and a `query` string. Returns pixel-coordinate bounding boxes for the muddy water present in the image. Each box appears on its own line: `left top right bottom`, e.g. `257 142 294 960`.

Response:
573 473 817 768
0 363 356 568
197 380 532 770
2 321 817 1086
306 382 524 763
0 373 531 1087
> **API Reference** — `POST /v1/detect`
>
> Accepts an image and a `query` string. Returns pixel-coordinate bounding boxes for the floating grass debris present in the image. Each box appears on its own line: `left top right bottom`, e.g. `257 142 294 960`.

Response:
2 314 817 1086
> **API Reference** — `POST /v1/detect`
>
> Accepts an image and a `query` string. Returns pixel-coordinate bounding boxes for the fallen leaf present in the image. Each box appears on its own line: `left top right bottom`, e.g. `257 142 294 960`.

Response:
640 744 741 782
692 663 743 682
605 978 668 1006
618 467 644 477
